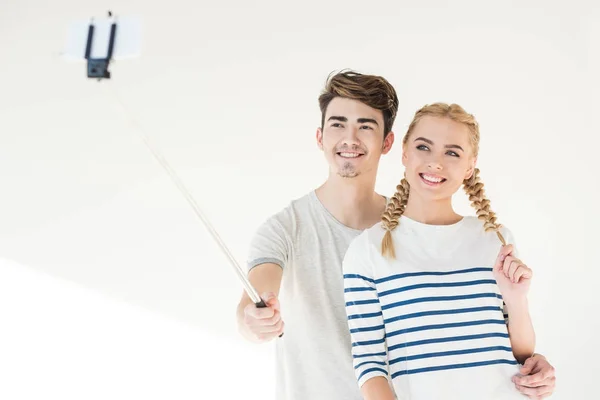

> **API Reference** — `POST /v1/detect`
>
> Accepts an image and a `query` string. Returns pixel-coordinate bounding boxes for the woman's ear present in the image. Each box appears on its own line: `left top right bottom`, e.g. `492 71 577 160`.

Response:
465 157 477 180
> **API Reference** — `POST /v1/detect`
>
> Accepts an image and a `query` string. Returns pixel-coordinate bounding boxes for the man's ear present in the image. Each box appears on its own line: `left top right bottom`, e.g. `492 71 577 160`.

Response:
382 132 395 154
316 128 323 150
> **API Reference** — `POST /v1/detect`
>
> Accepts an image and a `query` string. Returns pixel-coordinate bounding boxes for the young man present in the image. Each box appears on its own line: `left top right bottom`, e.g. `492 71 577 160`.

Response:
236 71 556 400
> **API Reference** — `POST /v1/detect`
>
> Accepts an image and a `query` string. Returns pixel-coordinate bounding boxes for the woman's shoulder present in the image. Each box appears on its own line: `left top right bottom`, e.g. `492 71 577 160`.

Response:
461 216 517 244
363 220 390 243
346 222 387 255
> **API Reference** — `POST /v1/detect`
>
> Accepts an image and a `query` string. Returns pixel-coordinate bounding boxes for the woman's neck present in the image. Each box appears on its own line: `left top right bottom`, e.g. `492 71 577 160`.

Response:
402 192 462 226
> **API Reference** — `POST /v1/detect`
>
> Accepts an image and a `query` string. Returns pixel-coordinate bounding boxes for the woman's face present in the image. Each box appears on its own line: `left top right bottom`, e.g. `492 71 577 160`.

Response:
402 115 476 202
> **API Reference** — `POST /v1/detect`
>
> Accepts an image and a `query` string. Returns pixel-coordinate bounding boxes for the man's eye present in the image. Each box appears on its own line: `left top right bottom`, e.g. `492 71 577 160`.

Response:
331 123 343 128
360 125 373 130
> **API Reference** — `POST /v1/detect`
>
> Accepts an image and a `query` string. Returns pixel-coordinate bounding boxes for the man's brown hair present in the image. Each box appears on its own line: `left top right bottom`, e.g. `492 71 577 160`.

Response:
318 70 399 138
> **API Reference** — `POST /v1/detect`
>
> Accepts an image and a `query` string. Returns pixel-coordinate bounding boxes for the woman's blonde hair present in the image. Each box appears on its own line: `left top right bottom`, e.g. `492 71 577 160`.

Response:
380 103 506 259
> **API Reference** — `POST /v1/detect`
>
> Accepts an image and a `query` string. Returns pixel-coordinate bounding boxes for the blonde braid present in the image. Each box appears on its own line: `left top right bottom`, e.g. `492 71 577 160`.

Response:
463 168 506 245
381 178 410 259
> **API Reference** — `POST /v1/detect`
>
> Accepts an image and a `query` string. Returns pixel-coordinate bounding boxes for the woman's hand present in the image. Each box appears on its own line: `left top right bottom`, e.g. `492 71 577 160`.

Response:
493 244 532 305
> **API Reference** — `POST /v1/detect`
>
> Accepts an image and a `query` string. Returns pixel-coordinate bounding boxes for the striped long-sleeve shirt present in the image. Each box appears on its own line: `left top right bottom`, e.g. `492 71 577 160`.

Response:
342 216 527 400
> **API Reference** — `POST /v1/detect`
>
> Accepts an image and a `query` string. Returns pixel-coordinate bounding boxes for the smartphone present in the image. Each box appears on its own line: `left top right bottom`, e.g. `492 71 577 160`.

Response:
63 15 142 61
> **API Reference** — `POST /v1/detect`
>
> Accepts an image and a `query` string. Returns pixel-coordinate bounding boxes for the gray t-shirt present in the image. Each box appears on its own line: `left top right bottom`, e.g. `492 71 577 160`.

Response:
247 190 384 400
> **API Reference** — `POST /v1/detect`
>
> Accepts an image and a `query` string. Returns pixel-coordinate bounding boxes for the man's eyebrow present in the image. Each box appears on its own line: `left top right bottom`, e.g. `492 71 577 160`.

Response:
357 118 378 125
327 116 379 125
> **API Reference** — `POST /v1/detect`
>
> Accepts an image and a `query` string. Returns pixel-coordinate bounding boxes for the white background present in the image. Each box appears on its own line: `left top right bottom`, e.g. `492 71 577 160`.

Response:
0 1 598 399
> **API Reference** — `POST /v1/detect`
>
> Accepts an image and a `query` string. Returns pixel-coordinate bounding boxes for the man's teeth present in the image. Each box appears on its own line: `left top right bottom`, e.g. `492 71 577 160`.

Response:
422 174 443 183
339 152 361 158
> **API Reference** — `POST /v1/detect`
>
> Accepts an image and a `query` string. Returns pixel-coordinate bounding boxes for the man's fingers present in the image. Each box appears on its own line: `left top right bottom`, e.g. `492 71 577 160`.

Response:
513 374 541 387
514 383 553 398
255 329 284 342
241 292 285 342
247 308 281 325
519 359 534 375
519 365 532 375
273 319 285 333
256 317 284 333
261 292 281 311
259 310 282 327
513 369 549 387
514 383 539 396
515 355 556 398
266 296 280 311
514 376 555 398
245 302 275 319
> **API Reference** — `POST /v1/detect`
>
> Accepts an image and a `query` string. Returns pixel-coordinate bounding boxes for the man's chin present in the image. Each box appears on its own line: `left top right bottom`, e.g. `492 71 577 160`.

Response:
337 170 359 178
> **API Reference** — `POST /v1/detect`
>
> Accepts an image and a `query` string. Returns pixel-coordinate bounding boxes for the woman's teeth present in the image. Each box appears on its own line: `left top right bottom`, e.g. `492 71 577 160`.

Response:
420 173 445 183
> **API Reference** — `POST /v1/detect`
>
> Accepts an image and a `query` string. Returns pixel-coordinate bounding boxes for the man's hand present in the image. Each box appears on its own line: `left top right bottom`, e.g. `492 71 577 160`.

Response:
239 292 284 343
512 353 556 399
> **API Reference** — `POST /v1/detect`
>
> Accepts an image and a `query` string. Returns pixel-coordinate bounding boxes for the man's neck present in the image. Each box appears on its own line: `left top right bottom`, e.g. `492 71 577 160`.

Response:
315 175 386 231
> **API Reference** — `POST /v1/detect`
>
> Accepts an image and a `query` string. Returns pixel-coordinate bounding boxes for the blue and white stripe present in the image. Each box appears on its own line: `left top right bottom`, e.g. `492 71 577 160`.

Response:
344 267 516 387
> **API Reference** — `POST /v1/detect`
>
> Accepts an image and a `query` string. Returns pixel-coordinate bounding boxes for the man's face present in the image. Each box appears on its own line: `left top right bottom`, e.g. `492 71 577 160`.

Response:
316 97 394 179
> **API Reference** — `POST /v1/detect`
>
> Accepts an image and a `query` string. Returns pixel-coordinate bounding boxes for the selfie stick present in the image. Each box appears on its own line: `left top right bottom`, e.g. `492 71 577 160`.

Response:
111 93 272 311
80 12 273 312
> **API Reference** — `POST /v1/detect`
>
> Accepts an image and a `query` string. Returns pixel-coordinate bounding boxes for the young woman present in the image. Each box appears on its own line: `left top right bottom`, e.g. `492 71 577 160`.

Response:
342 103 535 400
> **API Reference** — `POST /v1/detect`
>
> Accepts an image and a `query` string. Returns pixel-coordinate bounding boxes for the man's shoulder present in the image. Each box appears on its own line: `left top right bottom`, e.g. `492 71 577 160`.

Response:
254 191 315 230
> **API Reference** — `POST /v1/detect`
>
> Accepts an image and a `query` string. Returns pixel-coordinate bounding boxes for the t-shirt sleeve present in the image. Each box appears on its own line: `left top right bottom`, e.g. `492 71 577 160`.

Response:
342 232 390 388
246 215 290 272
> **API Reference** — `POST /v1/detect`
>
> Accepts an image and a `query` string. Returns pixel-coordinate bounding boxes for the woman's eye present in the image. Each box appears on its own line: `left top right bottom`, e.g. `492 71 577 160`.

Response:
417 145 429 151
447 151 459 157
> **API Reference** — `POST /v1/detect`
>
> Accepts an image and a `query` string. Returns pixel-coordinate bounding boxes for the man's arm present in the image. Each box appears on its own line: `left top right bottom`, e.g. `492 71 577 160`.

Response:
236 263 284 343
237 210 290 343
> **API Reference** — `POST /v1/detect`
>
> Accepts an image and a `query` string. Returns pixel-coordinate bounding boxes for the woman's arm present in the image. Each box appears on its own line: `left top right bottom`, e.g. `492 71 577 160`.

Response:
493 244 535 364
343 233 394 397
504 298 536 364
361 377 396 400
